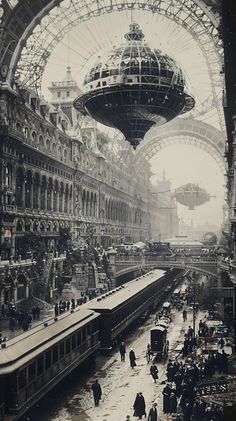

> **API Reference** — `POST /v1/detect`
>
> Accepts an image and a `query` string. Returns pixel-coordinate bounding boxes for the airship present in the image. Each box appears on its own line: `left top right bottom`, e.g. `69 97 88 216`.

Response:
174 183 212 210
74 23 195 149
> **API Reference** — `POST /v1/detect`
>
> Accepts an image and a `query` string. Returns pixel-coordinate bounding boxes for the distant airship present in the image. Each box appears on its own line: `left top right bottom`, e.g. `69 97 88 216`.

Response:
174 183 213 210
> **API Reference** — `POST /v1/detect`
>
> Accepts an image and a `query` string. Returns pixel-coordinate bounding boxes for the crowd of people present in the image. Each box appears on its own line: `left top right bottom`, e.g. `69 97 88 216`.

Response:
53 289 99 317
6 305 40 333
92 301 230 421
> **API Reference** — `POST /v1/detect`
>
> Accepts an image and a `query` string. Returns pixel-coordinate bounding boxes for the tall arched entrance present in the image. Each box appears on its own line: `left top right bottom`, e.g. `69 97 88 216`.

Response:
133 118 226 174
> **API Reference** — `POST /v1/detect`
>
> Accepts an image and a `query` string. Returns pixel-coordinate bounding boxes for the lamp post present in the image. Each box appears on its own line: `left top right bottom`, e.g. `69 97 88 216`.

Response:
192 275 197 340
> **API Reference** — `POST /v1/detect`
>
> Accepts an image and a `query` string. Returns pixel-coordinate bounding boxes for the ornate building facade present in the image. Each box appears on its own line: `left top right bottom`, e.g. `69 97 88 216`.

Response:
0 67 159 265
0 67 163 303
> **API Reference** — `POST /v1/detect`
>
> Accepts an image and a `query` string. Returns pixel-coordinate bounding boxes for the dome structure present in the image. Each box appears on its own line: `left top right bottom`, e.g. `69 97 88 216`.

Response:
174 183 211 210
202 232 217 245
74 23 195 149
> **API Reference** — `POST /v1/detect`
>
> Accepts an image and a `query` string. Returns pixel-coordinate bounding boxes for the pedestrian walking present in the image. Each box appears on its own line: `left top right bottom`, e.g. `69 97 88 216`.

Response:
129 348 136 368
183 310 187 322
133 392 146 419
187 326 193 339
170 392 177 414
146 344 151 363
162 384 172 414
150 364 159 383
91 379 102 406
54 303 59 317
119 341 126 362
124 416 131 421
148 402 158 421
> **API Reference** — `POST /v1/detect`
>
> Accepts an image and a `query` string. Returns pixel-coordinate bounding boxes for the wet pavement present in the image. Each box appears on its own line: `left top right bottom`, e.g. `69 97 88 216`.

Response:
21 287 206 421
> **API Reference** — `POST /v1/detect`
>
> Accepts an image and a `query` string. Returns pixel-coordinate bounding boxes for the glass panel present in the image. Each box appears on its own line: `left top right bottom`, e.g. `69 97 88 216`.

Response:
37 355 44 376
18 368 27 389
66 338 71 355
45 350 52 370
60 341 65 358
28 362 36 383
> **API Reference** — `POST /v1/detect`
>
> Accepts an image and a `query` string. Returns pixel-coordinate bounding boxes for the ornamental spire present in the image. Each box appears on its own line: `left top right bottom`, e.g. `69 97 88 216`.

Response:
124 23 145 41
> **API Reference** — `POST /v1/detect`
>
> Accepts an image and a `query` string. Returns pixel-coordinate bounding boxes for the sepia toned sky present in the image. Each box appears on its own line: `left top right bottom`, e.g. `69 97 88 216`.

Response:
41 9 225 228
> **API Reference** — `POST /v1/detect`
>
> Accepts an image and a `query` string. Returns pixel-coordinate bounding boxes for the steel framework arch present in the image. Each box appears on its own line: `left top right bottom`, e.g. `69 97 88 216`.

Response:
0 1 223 126
133 118 226 174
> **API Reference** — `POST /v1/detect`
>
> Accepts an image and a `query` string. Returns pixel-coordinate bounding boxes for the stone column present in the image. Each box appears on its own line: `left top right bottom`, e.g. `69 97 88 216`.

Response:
56 190 59 212
37 180 41 209
11 228 16 258
61 188 65 213
21 176 25 208
30 181 34 209
50 187 54 212
44 182 48 211
25 279 30 298
13 283 17 303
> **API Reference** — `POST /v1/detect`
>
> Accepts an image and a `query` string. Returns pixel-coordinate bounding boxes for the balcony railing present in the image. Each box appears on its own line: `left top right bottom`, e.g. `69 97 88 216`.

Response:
0 204 17 213
0 253 66 270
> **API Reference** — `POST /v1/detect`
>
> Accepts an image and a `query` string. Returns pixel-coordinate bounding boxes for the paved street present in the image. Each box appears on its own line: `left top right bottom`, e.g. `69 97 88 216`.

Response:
82 306 201 421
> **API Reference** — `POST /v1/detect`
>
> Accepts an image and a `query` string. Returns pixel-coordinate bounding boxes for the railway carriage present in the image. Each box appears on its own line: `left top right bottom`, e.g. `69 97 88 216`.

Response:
0 308 100 420
88 268 182 349
0 268 183 419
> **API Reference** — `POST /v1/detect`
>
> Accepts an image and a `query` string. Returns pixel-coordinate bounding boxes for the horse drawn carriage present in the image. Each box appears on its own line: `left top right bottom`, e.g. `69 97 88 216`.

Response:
150 324 169 362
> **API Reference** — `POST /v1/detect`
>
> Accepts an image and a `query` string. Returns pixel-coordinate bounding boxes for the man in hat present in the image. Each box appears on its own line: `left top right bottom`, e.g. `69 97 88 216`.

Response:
148 402 158 421
91 379 102 406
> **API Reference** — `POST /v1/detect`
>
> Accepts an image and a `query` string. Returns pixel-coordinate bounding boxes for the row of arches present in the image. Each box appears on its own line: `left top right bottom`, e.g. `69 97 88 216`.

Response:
15 122 71 163
81 190 98 217
15 168 73 214
104 198 143 225
3 163 147 225
15 218 70 233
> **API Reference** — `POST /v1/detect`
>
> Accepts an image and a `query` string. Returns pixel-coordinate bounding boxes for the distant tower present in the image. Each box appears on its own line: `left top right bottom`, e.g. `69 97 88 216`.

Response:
48 66 81 127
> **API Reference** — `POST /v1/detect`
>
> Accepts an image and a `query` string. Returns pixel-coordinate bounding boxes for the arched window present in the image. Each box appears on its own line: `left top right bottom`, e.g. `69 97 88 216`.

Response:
16 220 23 232
58 146 62 161
16 122 21 132
32 131 37 143
46 139 50 151
5 165 11 187
64 149 67 162
39 136 44 147
24 127 29 139
33 221 38 232
25 220 31 231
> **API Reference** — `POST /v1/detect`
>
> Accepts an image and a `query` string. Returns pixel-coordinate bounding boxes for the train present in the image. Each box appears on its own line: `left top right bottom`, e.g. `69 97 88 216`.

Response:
0 268 183 420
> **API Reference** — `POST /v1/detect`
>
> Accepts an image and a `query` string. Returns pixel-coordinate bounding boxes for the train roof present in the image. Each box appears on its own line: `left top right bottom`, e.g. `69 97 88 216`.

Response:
0 308 99 374
150 326 166 332
155 322 168 329
88 269 166 312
